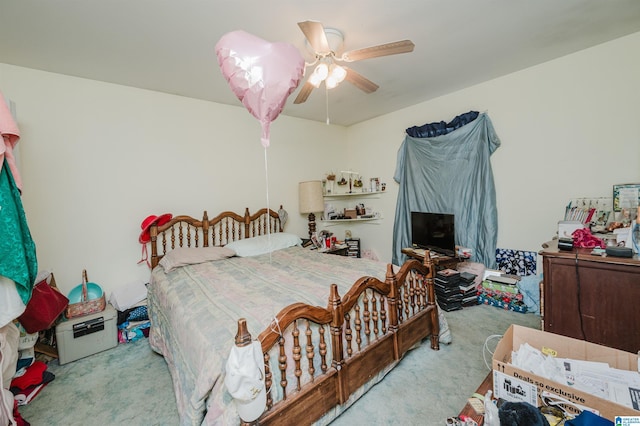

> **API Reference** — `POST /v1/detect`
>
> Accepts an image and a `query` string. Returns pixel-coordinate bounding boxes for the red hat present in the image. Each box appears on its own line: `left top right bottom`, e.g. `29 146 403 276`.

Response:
138 213 173 244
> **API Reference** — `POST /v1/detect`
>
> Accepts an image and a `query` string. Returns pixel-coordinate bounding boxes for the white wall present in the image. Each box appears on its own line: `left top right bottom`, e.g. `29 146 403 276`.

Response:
0 64 346 294
1 31 639 295
347 32 640 265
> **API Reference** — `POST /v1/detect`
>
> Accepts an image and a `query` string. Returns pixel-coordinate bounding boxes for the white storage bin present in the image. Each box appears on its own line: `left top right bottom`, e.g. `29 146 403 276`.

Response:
55 303 117 364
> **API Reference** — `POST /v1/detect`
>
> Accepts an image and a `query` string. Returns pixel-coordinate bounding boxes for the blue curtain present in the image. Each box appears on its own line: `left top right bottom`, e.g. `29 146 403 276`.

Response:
392 112 500 267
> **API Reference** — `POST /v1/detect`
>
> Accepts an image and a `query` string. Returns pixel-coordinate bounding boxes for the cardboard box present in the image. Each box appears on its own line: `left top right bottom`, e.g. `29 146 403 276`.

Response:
55 303 117 364
344 209 357 219
492 324 640 421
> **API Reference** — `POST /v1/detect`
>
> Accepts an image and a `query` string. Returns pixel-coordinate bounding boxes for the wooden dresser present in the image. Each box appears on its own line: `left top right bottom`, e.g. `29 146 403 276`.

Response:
539 240 640 353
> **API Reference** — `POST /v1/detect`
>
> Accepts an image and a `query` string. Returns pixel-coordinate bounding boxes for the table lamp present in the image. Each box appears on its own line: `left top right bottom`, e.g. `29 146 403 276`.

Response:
298 180 324 239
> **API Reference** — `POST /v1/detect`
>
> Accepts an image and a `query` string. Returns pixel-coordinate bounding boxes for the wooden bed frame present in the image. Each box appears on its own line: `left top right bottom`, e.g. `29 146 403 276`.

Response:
149 206 284 268
148 207 439 425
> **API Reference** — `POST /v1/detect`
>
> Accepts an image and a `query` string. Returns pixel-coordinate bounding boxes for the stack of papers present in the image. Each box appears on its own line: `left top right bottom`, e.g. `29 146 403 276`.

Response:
511 343 640 409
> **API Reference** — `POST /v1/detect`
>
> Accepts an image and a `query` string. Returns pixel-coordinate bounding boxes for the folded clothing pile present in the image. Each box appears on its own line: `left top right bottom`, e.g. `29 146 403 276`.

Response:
10 361 55 406
117 303 150 343
109 279 150 343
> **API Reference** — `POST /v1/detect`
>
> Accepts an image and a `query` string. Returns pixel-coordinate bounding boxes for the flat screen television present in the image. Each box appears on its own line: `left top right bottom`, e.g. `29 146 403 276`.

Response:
411 212 456 256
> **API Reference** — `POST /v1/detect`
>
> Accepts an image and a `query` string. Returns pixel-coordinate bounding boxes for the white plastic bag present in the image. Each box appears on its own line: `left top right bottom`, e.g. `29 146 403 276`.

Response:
484 390 500 426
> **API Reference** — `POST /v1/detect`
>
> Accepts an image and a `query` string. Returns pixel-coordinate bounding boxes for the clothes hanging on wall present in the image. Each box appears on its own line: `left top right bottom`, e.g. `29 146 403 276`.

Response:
0 159 37 306
0 92 22 192
393 112 500 267
0 93 36 426
0 276 26 329
0 93 37 307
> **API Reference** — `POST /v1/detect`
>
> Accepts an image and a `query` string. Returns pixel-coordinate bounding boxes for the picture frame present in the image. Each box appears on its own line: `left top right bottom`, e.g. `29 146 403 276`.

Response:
310 233 323 249
613 183 640 212
593 210 611 225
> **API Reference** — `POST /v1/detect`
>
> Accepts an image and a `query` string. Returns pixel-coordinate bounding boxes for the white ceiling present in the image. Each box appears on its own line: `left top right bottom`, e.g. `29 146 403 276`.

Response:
1 1 640 126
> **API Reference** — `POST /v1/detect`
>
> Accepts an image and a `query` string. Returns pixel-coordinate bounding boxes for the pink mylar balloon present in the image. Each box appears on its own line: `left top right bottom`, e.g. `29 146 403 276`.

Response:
215 31 305 148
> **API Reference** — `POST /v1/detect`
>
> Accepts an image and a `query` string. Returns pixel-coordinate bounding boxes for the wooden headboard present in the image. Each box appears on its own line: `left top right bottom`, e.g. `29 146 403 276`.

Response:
149 206 284 269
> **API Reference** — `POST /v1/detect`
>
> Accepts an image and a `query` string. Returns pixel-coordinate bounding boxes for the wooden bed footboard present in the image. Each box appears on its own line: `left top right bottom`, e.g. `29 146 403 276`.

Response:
149 206 284 269
234 253 438 426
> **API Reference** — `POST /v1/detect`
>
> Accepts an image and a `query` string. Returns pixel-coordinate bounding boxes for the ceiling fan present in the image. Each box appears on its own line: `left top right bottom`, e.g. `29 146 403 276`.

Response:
294 20 415 104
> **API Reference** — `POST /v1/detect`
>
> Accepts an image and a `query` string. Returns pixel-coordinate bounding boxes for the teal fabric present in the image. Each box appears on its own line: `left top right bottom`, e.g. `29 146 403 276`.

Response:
0 159 37 304
392 113 500 267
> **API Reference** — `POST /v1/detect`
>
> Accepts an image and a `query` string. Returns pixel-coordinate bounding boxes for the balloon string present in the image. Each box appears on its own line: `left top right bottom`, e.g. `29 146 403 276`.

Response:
264 147 272 263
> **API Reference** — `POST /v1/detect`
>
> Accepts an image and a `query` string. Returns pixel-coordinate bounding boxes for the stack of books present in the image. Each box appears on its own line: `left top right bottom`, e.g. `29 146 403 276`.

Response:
435 269 462 311
459 271 479 306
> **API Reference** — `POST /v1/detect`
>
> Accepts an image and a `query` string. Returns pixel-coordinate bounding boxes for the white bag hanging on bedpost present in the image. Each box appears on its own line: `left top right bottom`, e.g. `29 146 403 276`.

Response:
224 340 266 422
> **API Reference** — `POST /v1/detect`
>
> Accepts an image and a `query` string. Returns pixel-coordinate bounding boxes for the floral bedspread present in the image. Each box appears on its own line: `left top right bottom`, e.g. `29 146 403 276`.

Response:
147 246 389 425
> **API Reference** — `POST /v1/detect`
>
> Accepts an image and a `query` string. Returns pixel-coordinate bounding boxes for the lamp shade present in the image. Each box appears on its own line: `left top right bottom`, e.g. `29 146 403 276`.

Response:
298 181 324 214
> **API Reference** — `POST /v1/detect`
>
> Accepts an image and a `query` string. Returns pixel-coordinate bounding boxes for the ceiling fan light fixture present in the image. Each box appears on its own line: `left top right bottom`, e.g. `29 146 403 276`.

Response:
295 20 414 105
308 75 322 88
315 63 329 80
309 73 322 89
325 64 346 89
329 64 347 83
325 75 339 89
313 62 329 81
308 63 328 88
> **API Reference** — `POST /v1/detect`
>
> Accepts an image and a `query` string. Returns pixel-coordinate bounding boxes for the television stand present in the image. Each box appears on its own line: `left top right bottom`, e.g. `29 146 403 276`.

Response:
401 247 464 270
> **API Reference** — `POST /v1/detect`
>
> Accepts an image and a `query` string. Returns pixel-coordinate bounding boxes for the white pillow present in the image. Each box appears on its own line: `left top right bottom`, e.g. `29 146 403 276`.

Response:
159 246 236 272
225 233 302 257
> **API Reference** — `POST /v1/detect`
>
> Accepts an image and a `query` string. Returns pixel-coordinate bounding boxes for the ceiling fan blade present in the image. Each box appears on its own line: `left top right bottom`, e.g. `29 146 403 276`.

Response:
293 81 315 104
298 21 330 54
344 68 379 93
339 40 415 62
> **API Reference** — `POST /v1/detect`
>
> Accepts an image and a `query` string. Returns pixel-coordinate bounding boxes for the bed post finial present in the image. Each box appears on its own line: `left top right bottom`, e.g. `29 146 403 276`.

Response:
235 318 252 347
422 250 439 350
149 225 159 268
328 284 347 403
202 211 210 247
244 208 251 238
385 263 399 331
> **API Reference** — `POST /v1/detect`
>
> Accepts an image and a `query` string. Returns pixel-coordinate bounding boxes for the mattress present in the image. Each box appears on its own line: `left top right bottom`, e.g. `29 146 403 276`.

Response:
147 246 389 425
